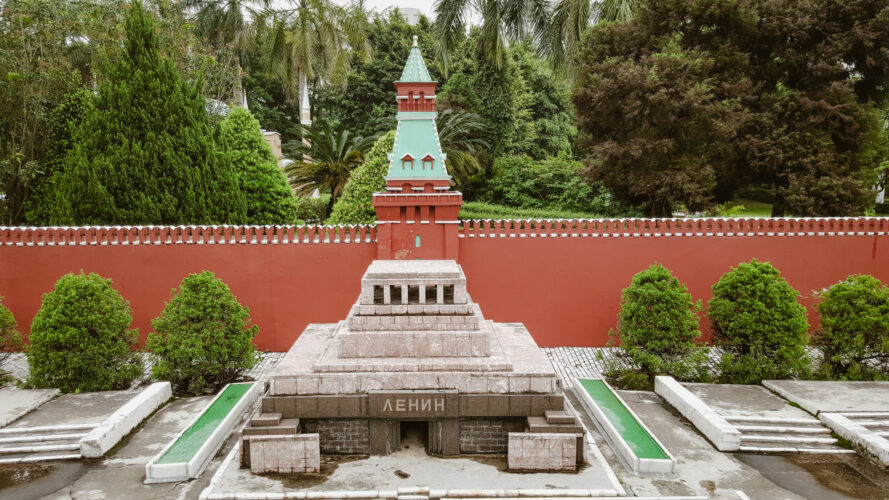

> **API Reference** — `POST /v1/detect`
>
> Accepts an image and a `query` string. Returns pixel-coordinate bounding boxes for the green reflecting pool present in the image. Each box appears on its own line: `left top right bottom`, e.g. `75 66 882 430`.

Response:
578 378 668 460
156 383 252 464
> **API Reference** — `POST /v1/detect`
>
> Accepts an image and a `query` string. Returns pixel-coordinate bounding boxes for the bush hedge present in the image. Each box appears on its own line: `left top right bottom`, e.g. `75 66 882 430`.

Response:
708 259 810 384
27 273 142 392
814 275 889 381
147 271 259 395
605 264 710 389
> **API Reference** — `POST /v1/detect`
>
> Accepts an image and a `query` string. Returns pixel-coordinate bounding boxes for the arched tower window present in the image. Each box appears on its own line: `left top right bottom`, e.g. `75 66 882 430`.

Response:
422 154 434 170
401 154 414 170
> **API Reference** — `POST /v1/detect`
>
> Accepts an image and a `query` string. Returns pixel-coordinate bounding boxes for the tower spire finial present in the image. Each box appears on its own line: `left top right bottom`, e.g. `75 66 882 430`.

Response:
412 35 418 47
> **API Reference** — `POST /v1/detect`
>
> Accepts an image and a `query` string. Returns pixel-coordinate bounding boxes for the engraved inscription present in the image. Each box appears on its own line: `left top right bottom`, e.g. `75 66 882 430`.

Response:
368 391 457 417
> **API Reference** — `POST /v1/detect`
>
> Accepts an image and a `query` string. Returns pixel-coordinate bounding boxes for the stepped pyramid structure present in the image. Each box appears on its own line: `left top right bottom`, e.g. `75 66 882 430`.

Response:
247 41 581 467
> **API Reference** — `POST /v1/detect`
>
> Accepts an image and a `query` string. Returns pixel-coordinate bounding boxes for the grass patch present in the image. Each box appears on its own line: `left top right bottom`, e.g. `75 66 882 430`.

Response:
831 432 855 450
459 201 603 220
734 198 773 217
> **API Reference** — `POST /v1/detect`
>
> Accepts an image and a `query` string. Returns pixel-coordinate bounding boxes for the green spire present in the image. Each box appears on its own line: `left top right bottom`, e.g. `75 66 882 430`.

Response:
387 38 448 180
397 36 433 83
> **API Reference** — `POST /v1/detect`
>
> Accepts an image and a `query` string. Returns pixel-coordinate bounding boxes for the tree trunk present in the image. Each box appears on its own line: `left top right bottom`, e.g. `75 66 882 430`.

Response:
299 70 311 163
771 191 786 217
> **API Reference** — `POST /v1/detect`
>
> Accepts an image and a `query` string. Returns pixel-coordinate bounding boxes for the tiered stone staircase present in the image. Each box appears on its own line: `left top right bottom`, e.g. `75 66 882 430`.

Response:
0 423 96 463
727 415 854 454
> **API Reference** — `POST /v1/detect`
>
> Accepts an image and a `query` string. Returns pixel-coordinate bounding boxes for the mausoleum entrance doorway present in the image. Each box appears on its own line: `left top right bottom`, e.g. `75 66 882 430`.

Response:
399 420 429 453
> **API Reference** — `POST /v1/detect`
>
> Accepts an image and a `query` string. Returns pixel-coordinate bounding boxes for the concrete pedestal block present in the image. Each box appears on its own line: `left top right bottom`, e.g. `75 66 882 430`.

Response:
507 432 579 472
243 434 320 474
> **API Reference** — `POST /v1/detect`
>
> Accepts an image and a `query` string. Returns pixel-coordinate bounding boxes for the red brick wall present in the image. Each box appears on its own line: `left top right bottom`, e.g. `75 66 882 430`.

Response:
2 219 887 350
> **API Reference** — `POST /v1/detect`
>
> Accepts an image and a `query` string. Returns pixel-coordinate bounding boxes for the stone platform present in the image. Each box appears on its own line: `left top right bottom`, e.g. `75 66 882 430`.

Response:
252 260 571 461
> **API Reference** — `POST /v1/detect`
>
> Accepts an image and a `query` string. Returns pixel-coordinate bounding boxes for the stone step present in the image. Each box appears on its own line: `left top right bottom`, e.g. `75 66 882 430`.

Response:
544 410 576 425
0 453 82 464
243 418 300 436
526 416 583 434
739 445 856 454
0 432 88 445
725 416 822 426
251 412 282 427
0 423 96 436
739 434 837 445
0 443 80 455
734 425 832 434
847 419 889 428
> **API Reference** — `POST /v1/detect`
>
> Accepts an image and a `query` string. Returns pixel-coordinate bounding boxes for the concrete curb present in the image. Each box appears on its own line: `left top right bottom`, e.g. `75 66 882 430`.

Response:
80 382 172 458
0 388 59 428
654 376 740 452
819 413 889 466
574 378 675 474
147 381 263 483
760 381 818 415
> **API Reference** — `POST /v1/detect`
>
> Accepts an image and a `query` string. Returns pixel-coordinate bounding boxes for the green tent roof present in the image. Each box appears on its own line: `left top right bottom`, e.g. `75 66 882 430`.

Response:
387 113 448 179
397 43 433 83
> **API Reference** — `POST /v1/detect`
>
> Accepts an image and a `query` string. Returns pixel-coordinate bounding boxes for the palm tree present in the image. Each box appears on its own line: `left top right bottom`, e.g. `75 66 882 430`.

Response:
285 121 376 216
187 0 268 105
544 0 638 70
434 0 551 72
435 109 488 186
263 0 371 129
435 0 638 73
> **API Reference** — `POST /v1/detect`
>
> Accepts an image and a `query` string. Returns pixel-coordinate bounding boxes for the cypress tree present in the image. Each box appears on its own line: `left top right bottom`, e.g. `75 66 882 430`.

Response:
50 0 246 225
217 108 297 224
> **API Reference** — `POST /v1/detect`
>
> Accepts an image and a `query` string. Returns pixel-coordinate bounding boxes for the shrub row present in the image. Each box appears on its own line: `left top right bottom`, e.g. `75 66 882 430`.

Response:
607 260 889 389
15 271 258 395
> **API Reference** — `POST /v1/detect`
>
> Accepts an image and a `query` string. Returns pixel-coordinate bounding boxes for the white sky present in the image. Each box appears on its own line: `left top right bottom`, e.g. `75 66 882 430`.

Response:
355 0 437 19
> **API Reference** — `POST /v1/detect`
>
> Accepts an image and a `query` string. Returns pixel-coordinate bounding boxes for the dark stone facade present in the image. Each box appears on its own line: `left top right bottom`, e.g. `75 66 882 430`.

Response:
459 417 525 454
300 418 370 455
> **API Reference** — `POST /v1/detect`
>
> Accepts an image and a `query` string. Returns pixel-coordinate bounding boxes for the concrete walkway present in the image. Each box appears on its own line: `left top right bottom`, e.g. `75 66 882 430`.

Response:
763 380 889 414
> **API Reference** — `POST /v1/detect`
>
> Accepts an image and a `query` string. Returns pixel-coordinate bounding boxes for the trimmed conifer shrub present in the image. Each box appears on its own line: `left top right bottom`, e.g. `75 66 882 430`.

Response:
27 273 142 392
48 0 246 225
218 108 298 224
709 259 810 384
605 264 710 390
814 275 889 381
327 131 395 225
147 271 259 395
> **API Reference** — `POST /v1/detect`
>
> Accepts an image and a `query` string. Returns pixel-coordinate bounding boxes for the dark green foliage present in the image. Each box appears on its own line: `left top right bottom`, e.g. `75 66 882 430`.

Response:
48 0 247 225
25 88 92 225
327 131 395 225
509 44 576 159
459 201 602 220
147 271 259 395
482 155 640 217
27 273 142 393
709 260 810 384
606 264 710 390
814 275 889 381
574 33 732 217
439 34 533 160
294 197 328 224
218 107 297 224
575 0 889 217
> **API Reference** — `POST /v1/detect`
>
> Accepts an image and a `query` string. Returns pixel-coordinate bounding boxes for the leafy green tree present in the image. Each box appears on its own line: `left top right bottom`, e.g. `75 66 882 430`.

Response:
483 155 636 216
48 0 246 225
147 271 259 395
218 107 298 224
312 10 439 139
814 275 889 381
606 264 709 390
327 131 394 224
435 109 488 187
509 43 576 159
285 121 375 216
576 0 889 216
545 0 639 70
434 0 549 71
574 33 733 217
439 32 533 161
709 260 810 384
27 273 143 393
